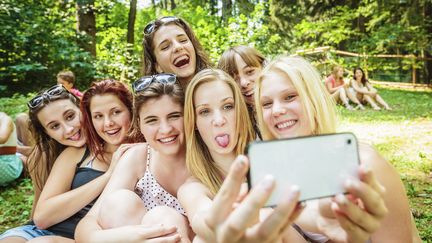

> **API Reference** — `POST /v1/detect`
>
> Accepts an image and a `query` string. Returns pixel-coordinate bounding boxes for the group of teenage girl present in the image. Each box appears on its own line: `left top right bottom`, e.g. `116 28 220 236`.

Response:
325 66 392 111
0 16 420 243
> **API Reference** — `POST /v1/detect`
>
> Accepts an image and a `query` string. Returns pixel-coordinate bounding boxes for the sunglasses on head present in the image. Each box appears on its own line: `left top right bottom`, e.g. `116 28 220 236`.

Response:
132 73 177 93
144 16 181 35
28 84 69 110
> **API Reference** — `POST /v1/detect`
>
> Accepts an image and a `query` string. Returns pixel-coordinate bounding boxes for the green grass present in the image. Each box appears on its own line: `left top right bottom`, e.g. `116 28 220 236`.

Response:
0 86 431 240
337 86 432 242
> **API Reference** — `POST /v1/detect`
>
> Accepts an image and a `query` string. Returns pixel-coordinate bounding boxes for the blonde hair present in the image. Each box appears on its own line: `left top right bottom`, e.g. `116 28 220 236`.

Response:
255 56 337 140
184 68 255 196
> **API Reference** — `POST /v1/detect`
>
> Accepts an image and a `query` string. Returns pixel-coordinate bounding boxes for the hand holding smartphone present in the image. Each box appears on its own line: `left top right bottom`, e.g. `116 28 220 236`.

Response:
247 133 359 206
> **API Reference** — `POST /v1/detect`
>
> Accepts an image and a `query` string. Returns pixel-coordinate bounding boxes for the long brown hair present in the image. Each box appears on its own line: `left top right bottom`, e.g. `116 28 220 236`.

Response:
27 89 80 191
218 45 266 79
142 16 212 77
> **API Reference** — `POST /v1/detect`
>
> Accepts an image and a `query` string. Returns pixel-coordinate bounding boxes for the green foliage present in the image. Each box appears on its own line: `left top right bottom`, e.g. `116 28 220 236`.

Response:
0 93 32 118
0 178 34 232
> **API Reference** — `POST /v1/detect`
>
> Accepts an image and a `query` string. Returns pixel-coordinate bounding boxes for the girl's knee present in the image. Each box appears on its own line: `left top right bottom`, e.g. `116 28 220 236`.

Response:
98 189 146 229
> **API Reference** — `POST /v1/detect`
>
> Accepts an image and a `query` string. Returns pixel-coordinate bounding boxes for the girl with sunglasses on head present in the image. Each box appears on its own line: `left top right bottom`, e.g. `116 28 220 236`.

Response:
2 80 134 243
142 16 212 89
75 74 192 243
0 84 86 243
218 45 266 139
255 56 420 242
178 69 310 242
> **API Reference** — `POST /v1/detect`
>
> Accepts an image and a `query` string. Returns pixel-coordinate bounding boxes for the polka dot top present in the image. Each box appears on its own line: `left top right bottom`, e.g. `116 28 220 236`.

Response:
134 145 186 215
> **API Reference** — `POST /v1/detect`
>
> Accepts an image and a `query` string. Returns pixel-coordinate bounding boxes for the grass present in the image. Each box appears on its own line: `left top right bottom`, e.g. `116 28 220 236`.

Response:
0 86 431 241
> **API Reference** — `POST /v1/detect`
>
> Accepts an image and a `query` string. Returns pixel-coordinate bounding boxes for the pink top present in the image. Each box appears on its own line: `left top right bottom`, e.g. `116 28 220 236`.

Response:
325 75 344 89
70 88 83 98
134 145 186 215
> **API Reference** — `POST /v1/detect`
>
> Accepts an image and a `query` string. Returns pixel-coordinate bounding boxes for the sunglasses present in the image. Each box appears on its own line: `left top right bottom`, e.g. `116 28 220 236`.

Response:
132 74 177 93
28 84 69 110
144 16 181 35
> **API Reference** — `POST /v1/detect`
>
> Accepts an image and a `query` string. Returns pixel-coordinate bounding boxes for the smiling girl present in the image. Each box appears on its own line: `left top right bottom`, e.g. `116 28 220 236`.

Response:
75 75 192 243
178 69 309 242
255 56 418 242
0 85 86 243
12 80 134 243
142 16 212 88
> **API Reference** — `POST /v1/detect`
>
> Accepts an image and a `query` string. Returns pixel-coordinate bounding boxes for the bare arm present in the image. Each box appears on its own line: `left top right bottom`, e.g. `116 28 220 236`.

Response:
178 178 214 239
326 81 341 93
360 144 413 243
75 143 157 243
0 112 13 144
33 147 112 229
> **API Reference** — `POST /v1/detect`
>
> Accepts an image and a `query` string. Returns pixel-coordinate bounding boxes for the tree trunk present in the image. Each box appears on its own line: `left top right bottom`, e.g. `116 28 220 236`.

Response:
127 0 137 45
222 0 232 23
76 0 96 57
170 0 176 10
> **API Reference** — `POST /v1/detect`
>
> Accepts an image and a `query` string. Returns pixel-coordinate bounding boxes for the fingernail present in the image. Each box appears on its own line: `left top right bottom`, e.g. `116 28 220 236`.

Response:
260 175 274 190
298 201 306 209
236 158 245 170
345 179 355 188
336 194 348 205
288 185 300 199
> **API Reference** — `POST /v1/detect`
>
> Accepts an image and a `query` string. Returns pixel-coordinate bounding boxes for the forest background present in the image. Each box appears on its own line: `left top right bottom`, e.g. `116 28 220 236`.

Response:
1 0 431 94
0 0 431 241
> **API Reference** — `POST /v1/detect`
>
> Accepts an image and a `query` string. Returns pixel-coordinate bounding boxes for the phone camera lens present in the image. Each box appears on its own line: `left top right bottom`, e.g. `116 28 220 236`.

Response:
347 139 352 145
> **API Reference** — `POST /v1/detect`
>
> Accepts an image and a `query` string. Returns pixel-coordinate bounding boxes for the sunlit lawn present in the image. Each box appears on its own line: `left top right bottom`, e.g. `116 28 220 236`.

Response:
1 86 431 241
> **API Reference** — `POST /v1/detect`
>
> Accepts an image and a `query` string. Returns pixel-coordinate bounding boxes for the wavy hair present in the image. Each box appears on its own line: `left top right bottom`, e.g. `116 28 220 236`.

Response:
142 16 212 78
80 79 133 161
27 88 80 191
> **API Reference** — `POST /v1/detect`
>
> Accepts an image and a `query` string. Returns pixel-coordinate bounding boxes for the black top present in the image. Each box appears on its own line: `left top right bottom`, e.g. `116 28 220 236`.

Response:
28 147 105 239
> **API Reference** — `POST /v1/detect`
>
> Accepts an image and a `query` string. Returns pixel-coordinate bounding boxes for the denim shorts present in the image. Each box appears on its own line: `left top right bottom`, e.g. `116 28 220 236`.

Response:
0 224 55 240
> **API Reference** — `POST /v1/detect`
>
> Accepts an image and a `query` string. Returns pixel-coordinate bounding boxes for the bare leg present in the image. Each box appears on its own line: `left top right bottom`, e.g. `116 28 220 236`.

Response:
331 88 353 110
346 88 365 110
98 189 147 229
27 236 74 243
142 206 192 243
0 237 26 243
363 95 380 110
375 94 392 110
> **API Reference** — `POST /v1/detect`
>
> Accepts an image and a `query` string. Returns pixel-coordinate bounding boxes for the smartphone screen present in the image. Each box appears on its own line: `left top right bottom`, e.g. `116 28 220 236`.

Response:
247 133 359 206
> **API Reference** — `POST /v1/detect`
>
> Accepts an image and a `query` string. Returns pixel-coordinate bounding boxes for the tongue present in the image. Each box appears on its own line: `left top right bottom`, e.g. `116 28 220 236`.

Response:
70 132 80 141
215 135 229 148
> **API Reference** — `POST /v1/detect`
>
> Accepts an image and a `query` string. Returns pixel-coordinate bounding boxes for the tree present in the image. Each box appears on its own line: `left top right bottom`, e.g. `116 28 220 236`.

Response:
76 0 97 56
127 0 137 45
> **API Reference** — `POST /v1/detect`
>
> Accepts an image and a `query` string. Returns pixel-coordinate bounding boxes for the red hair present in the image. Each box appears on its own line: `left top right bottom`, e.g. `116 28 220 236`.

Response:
80 79 133 161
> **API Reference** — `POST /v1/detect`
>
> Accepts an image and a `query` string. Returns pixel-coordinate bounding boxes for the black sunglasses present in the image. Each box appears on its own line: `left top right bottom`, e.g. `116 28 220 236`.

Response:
28 84 69 110
132 74 177 93
144 16 181 35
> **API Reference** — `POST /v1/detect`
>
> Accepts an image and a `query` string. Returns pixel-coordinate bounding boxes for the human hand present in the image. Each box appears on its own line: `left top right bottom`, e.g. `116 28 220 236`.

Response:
108 224 181 243
317 165 388 243
199 155 304 243
108 143 136 173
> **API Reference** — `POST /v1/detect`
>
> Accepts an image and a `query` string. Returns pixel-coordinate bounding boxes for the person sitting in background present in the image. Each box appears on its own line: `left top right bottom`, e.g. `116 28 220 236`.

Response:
325 65 364 110
57 70 83 98
351 67 392 110
0 112 23 186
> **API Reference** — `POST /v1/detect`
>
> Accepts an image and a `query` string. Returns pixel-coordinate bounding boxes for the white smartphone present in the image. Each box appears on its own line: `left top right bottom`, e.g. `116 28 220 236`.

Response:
247 132 360 206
